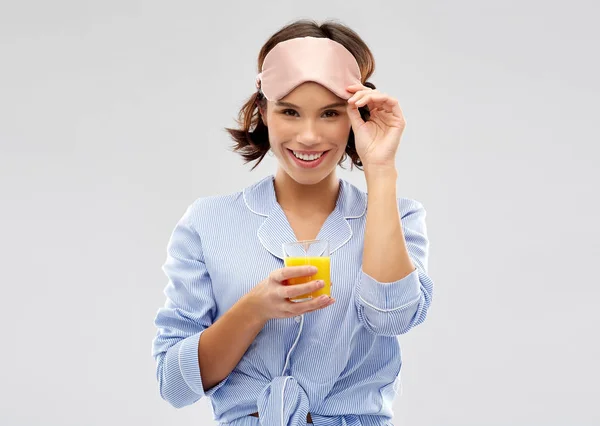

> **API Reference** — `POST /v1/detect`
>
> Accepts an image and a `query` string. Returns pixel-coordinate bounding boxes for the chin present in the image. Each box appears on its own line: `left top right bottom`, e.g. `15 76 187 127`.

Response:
289 174 325 186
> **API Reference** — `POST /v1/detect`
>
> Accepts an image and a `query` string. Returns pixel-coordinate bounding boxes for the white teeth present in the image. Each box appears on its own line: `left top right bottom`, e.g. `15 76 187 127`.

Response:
293 151 324 161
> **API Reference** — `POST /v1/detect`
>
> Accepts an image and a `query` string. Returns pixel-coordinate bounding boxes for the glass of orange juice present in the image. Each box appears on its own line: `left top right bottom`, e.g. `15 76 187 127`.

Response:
282 239 331 303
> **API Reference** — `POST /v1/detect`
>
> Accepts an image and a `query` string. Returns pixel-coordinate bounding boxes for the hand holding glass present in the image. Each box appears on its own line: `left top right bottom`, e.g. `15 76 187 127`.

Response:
282 239 331 302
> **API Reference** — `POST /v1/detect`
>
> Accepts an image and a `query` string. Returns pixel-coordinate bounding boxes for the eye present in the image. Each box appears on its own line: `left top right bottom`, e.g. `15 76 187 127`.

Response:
279 109 340 118
281 109 298 117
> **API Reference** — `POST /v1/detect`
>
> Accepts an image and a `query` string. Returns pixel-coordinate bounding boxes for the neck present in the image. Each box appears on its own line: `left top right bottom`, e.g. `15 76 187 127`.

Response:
273 169 340 216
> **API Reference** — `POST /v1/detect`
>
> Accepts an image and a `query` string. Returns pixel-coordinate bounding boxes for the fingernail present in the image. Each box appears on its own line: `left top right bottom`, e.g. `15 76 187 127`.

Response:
319 295 330 301
317 280 325 287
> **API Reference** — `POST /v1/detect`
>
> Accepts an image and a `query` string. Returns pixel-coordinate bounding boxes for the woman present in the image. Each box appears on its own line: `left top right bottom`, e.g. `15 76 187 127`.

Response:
152 19 435 426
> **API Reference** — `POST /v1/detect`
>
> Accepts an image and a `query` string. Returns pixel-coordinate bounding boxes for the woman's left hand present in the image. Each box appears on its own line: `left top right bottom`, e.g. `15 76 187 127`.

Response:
346 84 406 170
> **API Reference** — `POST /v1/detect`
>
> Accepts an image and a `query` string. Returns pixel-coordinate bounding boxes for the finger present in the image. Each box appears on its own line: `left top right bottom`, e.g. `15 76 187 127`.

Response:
346 83 371 93
354 92 390 108
294 295 335 315
347 88 374 104
354 92 387 108
272 265 318 283
356 93 403 118
346 102 366 132
283 279 325 299
371 107 405 128
347 89 366 103
364 99 404 125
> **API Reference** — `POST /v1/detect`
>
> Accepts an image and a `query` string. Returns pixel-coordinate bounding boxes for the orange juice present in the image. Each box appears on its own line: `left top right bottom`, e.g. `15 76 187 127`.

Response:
283 256 331 301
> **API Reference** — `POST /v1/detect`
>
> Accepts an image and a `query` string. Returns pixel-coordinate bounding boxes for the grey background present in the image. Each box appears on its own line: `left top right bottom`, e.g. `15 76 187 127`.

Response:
1 1 598 425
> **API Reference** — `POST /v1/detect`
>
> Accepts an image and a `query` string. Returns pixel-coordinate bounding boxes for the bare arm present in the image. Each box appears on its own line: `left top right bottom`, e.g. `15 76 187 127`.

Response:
198 295 266 391
198 267 330 391
362 167 416 282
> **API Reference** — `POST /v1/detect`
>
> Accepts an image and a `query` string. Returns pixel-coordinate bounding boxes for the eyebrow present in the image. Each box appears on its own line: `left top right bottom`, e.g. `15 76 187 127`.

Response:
275 101 347 110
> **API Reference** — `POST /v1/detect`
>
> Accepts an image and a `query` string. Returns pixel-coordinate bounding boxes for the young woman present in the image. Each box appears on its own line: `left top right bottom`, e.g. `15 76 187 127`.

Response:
152 19 434 426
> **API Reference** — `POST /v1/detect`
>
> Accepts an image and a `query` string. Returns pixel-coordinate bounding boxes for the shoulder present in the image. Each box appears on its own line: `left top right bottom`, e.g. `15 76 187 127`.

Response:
181 177 268 228
184 189 245 224
398 196 426 219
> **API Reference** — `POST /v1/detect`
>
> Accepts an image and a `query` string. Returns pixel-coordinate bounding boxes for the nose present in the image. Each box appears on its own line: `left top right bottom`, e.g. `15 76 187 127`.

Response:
296 119 322 145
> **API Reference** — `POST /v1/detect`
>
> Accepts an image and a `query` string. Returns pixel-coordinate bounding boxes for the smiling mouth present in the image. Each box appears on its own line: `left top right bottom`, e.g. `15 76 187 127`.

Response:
288 149 330 161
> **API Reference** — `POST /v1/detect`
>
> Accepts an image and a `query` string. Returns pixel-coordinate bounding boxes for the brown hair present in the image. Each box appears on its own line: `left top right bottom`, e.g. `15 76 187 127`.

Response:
224 19 376 171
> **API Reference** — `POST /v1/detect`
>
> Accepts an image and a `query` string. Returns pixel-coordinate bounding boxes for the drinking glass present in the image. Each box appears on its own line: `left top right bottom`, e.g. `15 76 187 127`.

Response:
282 239 331 303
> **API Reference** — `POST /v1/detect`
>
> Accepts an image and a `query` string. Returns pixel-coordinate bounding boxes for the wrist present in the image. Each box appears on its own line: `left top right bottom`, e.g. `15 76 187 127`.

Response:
364 165 398 183
238 294 270 326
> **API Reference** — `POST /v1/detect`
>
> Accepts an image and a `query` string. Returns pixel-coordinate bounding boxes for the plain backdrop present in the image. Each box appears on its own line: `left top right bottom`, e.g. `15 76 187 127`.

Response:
1 1 598 425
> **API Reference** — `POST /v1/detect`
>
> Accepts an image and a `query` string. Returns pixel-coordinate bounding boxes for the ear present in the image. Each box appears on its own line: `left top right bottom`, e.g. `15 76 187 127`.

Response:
258 106 268 126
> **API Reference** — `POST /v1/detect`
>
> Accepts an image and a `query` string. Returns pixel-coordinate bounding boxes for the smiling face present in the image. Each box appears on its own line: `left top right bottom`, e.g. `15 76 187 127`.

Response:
261 82 352 186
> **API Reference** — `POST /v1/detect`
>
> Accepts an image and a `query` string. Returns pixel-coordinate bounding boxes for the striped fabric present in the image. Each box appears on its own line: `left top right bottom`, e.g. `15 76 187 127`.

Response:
152 174 434 426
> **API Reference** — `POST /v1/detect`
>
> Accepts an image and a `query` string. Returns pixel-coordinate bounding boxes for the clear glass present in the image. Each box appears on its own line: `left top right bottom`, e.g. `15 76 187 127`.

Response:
282 239 331 303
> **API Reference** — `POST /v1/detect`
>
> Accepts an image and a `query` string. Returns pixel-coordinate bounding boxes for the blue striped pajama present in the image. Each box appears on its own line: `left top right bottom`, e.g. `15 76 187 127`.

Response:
152 174 434 426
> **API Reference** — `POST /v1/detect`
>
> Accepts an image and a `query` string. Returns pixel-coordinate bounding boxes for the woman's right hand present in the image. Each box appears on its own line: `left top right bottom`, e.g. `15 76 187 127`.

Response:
243 265 336 322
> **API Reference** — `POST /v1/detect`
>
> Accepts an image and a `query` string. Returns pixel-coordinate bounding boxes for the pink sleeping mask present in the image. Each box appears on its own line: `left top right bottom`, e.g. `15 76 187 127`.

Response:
255 36 362 101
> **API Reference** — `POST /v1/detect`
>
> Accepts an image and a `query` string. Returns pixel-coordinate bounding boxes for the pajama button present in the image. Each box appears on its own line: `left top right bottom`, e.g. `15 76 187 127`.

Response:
294 316 301 323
